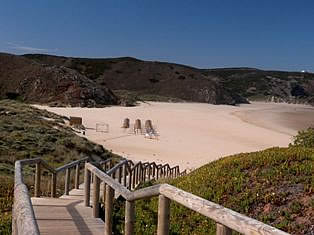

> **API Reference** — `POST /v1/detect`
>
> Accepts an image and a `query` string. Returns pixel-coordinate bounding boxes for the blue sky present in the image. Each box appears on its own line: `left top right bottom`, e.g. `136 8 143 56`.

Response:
1 1 313 71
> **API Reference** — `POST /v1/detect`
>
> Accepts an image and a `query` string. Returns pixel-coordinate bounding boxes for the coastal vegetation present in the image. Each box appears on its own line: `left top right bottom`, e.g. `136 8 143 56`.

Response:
23 53 314 106
113 147 313 234
0 100 313 234
292 127 314 148
0 100 116 234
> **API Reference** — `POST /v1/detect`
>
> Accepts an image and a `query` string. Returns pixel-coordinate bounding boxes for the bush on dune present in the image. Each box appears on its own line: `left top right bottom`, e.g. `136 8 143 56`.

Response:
291 127 314 148
112 147 313 235
0 100 118 234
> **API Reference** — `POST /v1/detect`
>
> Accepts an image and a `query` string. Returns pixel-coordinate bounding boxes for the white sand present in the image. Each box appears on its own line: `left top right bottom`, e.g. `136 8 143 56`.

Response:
35 102 314 170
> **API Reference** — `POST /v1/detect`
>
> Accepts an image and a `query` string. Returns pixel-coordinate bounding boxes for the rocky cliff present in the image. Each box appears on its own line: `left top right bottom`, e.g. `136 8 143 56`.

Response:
18 54 314 106
23 54 248 105
0 53 118 107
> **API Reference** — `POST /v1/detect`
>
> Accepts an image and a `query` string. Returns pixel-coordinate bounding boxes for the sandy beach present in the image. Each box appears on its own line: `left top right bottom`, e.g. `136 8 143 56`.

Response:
36 102 314 170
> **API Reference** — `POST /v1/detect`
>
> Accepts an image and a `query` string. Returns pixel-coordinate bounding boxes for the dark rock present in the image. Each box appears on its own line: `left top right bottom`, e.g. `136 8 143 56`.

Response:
0 53 118 106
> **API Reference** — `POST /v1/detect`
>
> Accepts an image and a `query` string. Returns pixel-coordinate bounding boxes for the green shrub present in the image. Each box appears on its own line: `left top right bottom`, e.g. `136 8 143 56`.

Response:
291 127 314 148
112 147 314 234
0 100 119 233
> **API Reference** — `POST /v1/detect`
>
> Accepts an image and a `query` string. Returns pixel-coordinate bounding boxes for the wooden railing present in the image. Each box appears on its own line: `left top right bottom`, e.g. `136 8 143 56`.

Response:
85 162 289 235
13 156 289 235
12 156 183 235
12 157 89 235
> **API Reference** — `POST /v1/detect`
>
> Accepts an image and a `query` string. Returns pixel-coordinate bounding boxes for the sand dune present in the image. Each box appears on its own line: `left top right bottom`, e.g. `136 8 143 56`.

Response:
36 102 314 170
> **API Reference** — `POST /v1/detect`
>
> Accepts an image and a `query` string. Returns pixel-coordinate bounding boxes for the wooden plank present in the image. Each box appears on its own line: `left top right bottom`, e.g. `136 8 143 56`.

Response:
92 176 100 218
56 157 88 173
15 158 289 235
34 163 41 197
51 173 56 198
64 168 71 195
69 116 82 126
31 185 104 235
125 200 135 235
216 223 232 235
75 164 80 189
157 195 170 235
160 184 289 235
84 167 91 207
105 185 114 235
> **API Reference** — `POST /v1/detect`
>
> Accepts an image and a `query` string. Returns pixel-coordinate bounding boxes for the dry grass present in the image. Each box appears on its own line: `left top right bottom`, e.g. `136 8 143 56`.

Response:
0 100 119 233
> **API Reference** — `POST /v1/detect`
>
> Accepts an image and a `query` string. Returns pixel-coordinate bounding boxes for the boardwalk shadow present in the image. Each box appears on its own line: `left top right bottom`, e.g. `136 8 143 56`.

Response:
65 200 95 235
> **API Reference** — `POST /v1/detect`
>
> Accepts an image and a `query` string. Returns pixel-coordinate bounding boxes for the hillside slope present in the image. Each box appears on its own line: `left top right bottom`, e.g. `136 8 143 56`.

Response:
0 53 118 107
23 54 248 105
0 100 119 233
112 147 313 235
24 54 314 106
204 68 314 105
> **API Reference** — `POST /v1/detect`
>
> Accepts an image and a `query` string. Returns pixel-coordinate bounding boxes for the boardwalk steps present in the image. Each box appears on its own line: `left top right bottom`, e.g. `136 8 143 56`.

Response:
13 157 289 235
31 184 104 235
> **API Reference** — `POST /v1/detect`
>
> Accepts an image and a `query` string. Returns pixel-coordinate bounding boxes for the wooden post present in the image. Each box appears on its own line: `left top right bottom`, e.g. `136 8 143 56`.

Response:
132 169 136 189
51 173 57 198
75 164 80 189
84 167 91 207
103 163 107 203
128 170 132 190
123 164 127 187
103 182 107 204
143 167 146 182
65 168 70 195
105 185 114 235
93 175 100 218
156 168 160 180
136 166 139 184
118 166 122 184
34 162 41 197
125 200 135 235
142 166 145 182
148 166 151 181
216 223 232 235
152 165 156 178
157 195 170 235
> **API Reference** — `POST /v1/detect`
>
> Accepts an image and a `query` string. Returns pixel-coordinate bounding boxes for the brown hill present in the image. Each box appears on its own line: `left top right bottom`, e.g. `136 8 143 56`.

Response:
204 68 314 105
23 54 248 105
0 53 118 107
24 54 314 106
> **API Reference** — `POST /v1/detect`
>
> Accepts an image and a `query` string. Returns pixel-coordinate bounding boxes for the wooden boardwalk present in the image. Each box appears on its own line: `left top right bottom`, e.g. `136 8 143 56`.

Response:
14 158 288 235
31 184 104 235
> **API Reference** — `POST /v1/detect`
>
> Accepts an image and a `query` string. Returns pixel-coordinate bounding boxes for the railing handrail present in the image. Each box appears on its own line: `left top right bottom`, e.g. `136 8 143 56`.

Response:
55 157 89 173
106 159 128 175
13 155 182 235
13 156 91 235
13 161 40 235
85 162 289 235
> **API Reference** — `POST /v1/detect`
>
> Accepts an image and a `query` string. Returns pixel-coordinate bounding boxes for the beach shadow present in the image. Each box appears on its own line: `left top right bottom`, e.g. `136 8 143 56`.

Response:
66 200 95 235
103 134 134 142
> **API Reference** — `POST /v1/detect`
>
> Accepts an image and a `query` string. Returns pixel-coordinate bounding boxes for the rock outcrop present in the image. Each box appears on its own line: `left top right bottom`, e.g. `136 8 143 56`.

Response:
0 53 118 107
22 54 314 106
24 54 248 105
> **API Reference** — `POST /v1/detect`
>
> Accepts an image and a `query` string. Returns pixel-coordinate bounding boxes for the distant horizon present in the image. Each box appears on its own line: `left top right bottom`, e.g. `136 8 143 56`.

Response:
2 50 312 73
1 1 314 72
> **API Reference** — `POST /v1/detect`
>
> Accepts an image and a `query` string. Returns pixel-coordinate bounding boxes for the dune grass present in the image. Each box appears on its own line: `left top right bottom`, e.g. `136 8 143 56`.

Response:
0 100 118 234
1 99 313 234
112 147 313 234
